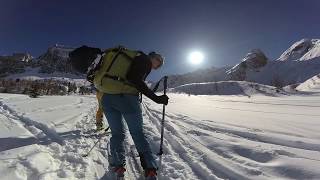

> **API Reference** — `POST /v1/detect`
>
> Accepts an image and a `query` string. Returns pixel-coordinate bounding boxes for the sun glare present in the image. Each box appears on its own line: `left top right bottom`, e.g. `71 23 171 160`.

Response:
189 51 204 65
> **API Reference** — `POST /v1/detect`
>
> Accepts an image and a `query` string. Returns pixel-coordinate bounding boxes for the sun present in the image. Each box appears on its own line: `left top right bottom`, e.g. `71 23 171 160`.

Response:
188 51 204 65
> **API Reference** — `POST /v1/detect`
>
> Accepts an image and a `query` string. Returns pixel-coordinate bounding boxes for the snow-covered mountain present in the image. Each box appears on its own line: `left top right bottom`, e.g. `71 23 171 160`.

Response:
0 53 33 78
158 39 320 91
36 44 75 74
278 39 320 61
227 49 268 81
228 39 320 87
0 44 81 80
2 39 320 91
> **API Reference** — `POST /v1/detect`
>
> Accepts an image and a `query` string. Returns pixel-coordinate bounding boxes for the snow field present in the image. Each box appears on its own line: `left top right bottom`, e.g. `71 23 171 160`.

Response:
0 92 320 179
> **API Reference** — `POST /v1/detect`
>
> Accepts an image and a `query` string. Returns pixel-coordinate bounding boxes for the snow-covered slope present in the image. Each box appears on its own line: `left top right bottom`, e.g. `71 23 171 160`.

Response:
169 81 286 96
164 67 230 89
278 39 320 61
245 59 320 86
296 74 320 92
1 93 320 179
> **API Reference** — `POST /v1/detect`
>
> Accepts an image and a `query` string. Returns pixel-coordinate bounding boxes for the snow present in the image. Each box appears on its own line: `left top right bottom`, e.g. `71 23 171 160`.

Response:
1 91 320 180
169 81 287 96
244 58 320 85
296 74 320 92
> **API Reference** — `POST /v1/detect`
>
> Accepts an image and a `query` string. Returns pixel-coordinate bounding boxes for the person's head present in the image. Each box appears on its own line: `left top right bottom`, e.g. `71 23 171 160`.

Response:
148 52 164 70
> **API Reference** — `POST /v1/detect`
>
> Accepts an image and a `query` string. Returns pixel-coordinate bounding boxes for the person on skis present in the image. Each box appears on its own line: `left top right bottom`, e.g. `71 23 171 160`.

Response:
69 46 168 179
100 48 168 179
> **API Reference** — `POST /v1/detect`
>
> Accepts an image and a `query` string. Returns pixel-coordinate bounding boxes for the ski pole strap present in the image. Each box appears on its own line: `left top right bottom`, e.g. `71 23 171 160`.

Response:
105 46 125 73
139 92 142 103
152 79 162 92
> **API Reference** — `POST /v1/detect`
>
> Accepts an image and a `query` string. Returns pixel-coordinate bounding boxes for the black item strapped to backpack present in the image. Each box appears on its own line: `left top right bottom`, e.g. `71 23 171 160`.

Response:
69 45 102 74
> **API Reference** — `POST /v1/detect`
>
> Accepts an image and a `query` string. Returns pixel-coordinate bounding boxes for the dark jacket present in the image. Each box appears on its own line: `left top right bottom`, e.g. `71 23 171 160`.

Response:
126 53 158 101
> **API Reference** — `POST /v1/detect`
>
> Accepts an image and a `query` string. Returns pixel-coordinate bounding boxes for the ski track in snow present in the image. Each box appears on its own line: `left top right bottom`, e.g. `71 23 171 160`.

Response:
142 103 219 180
141 97 320 180
0 97 109 179
0 101 64 145
143 102 246 180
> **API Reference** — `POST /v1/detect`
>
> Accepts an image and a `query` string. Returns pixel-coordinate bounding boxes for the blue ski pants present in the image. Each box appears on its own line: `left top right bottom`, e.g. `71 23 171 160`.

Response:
101 93 157 169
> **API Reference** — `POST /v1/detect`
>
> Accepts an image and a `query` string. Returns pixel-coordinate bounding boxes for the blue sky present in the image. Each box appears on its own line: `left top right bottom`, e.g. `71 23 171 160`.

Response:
1 0 320 80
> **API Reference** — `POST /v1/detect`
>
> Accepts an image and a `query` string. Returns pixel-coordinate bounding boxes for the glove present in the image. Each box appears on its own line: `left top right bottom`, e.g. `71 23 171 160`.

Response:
155 95 169 105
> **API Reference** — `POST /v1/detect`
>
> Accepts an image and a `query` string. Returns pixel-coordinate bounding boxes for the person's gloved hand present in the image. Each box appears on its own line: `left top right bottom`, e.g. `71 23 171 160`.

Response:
155 95 169 105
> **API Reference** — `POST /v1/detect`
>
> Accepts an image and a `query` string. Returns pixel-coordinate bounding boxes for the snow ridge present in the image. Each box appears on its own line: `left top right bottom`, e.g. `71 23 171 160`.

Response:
278 39 320 61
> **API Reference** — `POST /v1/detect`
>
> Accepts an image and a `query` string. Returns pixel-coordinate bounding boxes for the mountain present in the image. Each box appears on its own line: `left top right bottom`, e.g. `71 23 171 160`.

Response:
226 39 320 87
0 45 85 80
227 49 268 81
36 44 75 74
0 53 33 78
278 39 320 61
2 39 320 92
157 39 320 91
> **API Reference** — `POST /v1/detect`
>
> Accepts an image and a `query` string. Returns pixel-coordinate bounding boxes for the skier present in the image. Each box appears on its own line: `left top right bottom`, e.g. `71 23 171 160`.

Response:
100 49 168 179
69 46 168 179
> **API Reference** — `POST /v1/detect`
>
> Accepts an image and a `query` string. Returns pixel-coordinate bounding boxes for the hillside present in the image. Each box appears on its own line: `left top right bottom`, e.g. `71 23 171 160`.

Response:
296 74 320 92
169 81 287 96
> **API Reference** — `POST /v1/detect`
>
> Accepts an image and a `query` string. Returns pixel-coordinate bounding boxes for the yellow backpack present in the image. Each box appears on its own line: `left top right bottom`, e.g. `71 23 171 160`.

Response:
92 46 141 94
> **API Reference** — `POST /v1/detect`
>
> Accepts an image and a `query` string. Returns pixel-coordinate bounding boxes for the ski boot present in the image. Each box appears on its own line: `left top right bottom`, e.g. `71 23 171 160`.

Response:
145 168 157 180
96 121 104 131
113 166 126 180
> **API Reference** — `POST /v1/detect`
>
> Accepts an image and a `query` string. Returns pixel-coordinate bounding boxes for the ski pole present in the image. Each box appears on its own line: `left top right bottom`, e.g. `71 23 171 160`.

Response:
82 127 110 157
158 76 168 156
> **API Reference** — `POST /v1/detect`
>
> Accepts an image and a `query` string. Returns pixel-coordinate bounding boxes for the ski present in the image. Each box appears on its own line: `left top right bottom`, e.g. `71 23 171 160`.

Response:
83 127 110 138
81 127 110 157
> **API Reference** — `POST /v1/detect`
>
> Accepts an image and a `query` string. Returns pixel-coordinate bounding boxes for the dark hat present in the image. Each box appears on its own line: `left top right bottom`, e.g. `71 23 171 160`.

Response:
148 52 164 67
